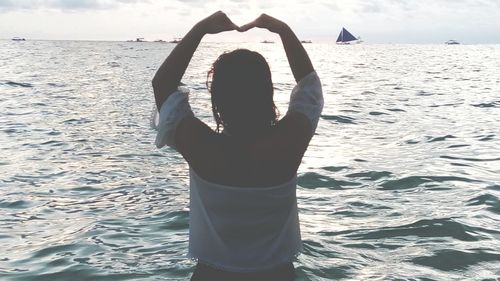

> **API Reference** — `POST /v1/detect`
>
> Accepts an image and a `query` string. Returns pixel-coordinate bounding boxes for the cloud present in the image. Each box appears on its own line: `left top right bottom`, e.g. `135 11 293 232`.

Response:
321 1 338 11
359 1 383 13
0 0 143 11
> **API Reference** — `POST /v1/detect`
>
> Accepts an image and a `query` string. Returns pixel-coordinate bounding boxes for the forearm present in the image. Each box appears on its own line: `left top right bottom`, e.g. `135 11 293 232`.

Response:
278 24 314 82
152 23 205 110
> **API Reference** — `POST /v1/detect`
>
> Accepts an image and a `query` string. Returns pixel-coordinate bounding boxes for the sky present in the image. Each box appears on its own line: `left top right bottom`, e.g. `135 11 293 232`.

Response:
0 0 499 43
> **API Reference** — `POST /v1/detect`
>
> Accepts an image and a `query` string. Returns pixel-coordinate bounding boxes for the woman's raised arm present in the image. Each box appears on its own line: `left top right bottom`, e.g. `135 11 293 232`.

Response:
152 11 238 110
239 14 314 82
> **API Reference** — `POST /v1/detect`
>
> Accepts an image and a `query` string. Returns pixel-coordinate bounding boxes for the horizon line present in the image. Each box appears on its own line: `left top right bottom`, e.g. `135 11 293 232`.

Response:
2 38 500 45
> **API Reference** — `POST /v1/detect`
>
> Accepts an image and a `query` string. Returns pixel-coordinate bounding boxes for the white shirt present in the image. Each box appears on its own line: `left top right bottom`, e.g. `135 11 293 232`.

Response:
152 71 323 272
187 169 302 272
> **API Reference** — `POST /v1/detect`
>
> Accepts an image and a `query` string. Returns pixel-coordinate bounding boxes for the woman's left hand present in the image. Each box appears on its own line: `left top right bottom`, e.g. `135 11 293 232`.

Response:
197 11 239 34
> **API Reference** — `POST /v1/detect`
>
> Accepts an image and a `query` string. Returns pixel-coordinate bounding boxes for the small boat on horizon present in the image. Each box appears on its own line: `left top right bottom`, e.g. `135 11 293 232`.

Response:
261 40 275 44
12 37 26 41
126 38 145 42
445 40 460 45
300 40 312 44
169 38 182 43
336 28 361 45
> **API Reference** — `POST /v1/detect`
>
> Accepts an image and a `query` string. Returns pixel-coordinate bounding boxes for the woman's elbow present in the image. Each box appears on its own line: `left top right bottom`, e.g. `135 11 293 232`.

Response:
152 75 160 91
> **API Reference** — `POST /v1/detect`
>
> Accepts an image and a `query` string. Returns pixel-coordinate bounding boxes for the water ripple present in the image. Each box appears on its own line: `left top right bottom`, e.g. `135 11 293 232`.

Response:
320 114 356 124
2 81 34 87
467 194 500 214
410 249 500 271
440 155 500 162
298 172 362 189
346 218 486 241
345 171 392 181
379 175 480 190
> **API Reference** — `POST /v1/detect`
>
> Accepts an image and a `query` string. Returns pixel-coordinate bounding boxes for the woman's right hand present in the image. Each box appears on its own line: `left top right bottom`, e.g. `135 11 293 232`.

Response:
238 14 287 34
239 14 313 83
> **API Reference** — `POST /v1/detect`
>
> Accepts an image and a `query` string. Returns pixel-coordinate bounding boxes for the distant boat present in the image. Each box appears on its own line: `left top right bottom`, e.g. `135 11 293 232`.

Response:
336 28 361 45
169 38 182 43
127 38 145 42
301 40 312 44
154 39 166 43
12 37 26 41
261 40 275 44
445 40 460 45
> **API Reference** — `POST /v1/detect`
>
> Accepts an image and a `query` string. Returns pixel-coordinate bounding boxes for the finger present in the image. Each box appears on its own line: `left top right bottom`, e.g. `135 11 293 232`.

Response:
230 22 239 31
225 18 239 31
237 25 252 32
237 24 247 32
221 24 238 32
238 22 256 32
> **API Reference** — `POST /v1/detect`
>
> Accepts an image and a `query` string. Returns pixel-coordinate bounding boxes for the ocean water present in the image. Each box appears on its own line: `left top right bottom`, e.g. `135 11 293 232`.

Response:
0 39 499 280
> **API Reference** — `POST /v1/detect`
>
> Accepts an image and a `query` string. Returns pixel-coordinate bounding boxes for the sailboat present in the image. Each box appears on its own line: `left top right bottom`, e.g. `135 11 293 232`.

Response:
336 27 361 45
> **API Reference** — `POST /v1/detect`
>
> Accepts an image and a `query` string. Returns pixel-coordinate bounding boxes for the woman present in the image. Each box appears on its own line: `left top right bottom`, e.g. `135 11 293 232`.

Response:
152 12 323 281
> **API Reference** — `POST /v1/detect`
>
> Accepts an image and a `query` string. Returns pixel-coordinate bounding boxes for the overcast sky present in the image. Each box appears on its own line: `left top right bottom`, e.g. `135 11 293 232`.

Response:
0 0 499 43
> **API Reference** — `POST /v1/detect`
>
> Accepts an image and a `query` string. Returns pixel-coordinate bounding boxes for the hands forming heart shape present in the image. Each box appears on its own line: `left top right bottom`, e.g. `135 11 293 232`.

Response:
199 11 286 35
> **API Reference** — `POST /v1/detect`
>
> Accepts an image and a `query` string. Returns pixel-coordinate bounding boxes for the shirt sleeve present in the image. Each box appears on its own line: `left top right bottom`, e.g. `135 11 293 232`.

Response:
153 87 194 149
287 71 324 133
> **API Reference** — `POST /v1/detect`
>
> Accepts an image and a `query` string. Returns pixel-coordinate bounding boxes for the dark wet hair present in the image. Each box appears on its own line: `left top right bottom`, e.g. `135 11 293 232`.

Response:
207 49 279 136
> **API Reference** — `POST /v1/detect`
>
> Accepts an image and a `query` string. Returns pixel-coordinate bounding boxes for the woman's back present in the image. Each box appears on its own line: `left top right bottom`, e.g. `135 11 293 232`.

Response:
175 111 312 187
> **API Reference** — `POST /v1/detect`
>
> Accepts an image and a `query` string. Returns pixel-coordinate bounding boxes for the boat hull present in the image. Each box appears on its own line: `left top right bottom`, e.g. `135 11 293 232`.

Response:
336 40 362 45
